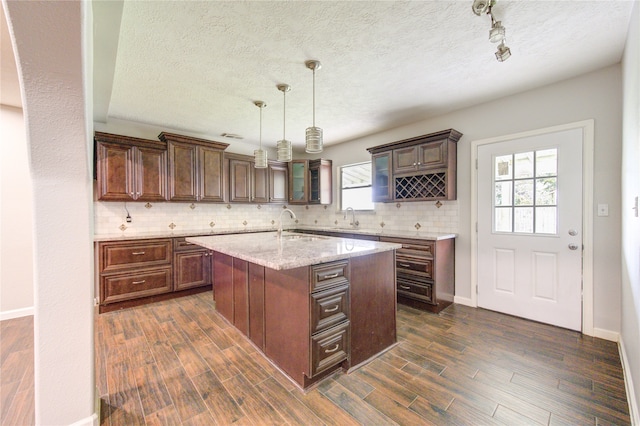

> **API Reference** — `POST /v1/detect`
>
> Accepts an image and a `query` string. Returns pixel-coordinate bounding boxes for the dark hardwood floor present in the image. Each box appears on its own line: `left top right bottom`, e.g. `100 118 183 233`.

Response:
0 315 34 426
0 291 631 425
95 292 631 425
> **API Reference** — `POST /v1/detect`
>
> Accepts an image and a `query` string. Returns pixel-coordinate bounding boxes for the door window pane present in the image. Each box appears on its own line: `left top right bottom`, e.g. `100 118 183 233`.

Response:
495 207 512 232
514 152 534 179
536 149 557 177
536 207 557 234
514 180 533 206
495 155 512 180
514 207 533 233
492 148 558 234
536 177 557 205
495 181 512 206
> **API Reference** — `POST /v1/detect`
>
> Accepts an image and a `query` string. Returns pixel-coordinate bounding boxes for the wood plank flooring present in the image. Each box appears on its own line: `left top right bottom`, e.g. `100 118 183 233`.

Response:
0 315 34 426
95 292 631 425
0 291 631 425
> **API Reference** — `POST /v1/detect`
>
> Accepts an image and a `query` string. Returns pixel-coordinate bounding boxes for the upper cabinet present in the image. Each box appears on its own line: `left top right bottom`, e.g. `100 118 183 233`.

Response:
95 132 168 202
227 154 289 204
288 159 332 205
158 132 229 202
367 129 462 202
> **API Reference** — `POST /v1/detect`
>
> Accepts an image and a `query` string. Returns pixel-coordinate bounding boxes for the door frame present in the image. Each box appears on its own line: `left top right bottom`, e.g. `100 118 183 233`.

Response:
470 120 595 336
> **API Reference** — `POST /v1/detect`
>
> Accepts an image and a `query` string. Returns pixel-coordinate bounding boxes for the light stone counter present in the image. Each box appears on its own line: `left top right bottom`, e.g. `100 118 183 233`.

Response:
293 225 457 241
187 231 402 270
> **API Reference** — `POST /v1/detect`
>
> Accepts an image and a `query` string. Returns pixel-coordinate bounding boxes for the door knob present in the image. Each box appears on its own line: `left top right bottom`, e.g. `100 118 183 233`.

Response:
568 229 578 236
568 244 579 250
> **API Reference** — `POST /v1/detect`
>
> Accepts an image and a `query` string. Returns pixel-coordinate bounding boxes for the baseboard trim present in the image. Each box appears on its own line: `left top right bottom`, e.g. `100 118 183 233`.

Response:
593 327 619 342
453 296 474 307
619 337 640 425
0 306 34 321
68 413 99 426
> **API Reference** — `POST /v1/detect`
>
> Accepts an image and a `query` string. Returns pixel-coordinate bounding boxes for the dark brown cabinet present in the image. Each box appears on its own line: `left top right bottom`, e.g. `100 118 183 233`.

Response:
228 155 288 204
159 132 228 202
97 236 214 313
368 129 462 202
288 159 332 205
173 237 213 291
98 239 173 309
95 132 168 202
380 236 454 313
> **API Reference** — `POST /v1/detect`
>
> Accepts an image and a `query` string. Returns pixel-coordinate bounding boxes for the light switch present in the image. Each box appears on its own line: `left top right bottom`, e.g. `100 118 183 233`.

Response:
597 204 609 217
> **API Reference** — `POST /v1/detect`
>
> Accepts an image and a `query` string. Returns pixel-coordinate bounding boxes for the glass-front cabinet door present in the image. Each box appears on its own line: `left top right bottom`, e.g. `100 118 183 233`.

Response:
289 160 308 204
372 152 392 202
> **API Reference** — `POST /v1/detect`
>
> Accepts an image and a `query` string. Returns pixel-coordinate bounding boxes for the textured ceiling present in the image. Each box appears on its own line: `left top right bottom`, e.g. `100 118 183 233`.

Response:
66 1 640 149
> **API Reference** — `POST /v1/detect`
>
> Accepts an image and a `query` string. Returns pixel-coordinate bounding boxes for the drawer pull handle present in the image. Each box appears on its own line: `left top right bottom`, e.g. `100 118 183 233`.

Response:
324 305 339 313
321 272 339 280
399 285 411 290
324 344 340 354
399 263 411 268
132 251 146 255
132 280 146 285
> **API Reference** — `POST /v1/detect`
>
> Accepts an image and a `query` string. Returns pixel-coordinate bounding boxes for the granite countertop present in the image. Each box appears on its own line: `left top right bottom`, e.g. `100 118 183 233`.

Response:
293 225 457 241
94 226 456 242
186 232 402 271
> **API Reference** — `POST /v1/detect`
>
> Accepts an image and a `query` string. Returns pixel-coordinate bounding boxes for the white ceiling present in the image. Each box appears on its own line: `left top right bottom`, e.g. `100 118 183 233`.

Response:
3 2 635 151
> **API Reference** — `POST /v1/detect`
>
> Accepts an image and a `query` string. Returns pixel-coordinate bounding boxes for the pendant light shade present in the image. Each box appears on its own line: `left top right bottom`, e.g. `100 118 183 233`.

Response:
254 100 267 169
305 60 323 154
276 84 292 162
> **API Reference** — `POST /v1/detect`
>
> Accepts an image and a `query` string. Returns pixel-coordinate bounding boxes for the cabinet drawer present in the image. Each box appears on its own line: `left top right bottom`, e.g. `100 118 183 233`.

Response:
100 239 172 272
310 321 350 377
173 237 202 252
101 268 172 304
397 277 433 303
396 255 433 278
311 260 348 292
380 237 434 257
311 284 349 334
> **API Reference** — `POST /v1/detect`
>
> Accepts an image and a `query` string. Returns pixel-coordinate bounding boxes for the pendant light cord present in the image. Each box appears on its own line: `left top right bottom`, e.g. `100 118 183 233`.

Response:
259 104 263 149
283 89 286 139
312 68 316 127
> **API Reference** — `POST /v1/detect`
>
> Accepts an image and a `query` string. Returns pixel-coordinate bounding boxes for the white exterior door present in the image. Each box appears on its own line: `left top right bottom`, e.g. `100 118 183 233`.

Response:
477 128 583 331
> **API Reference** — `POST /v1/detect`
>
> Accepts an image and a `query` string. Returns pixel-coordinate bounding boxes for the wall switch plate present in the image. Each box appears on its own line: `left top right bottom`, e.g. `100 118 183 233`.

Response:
597 204 609 217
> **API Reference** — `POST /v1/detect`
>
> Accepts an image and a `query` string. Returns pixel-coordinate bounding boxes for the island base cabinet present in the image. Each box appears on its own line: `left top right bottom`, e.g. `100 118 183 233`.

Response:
349 251 397 367
263 266 312 387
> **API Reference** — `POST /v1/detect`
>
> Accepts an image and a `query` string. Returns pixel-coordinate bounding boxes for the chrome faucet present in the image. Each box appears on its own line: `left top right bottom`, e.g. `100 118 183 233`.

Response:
344 207 359 228
277 208 297 238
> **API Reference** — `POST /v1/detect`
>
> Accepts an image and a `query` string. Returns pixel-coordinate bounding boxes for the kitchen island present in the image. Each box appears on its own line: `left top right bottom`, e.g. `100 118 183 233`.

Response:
187 231 401 389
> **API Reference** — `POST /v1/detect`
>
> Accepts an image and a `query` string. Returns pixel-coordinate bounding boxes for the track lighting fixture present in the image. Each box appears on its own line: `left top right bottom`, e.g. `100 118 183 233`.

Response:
472 0 511 62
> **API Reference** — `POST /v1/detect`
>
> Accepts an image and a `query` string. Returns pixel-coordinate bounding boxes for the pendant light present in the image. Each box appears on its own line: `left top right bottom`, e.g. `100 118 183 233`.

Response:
253 100 267 168
276 84 292 162
305 60 323 153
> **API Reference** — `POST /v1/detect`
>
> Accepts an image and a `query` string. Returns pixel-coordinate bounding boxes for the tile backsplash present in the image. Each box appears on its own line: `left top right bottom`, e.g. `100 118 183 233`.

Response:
94 200 458 236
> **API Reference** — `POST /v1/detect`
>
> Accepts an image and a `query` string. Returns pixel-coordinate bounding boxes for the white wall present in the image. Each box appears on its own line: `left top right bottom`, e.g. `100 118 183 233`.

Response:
3 1 96 425
0 104 34 319
620 1 640 422
321 65 623 336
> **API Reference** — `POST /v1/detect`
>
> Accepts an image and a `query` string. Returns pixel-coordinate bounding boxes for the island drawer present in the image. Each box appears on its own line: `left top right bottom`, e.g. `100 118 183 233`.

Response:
396 255 433 278
310 321 350 377
101 267 173 304
100 239 172 272
311 260 349 292
397 276 433 303
311 284 349 334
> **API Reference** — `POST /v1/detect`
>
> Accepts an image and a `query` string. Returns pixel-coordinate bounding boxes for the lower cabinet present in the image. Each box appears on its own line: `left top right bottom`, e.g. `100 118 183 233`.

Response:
380 236 455 313
212 251 396 389
97 237 213 313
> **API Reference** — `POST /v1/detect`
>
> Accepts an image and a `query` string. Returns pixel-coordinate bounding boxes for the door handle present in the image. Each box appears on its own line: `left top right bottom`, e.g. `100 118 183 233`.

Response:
568 229 578 236
568 244 579 250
